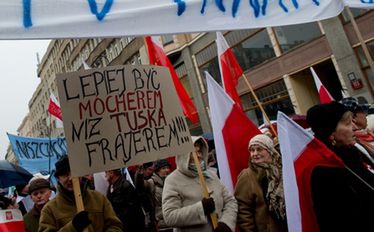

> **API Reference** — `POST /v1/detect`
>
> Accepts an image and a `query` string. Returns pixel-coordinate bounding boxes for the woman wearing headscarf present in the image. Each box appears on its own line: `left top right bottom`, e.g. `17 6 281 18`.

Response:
306 101 374 231
162 136 237 232
234 134 287 232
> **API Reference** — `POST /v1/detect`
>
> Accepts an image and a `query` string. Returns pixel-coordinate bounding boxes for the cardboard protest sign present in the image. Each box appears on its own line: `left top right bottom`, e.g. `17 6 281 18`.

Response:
56 65 193 177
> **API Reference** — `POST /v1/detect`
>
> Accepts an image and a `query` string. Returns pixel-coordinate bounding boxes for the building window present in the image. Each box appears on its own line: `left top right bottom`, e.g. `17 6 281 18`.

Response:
274 22 322 53
199 58 220 87
355 40 374 90
341 8 370 23
162 35 174 46
241 80 294 125
231 30 275 71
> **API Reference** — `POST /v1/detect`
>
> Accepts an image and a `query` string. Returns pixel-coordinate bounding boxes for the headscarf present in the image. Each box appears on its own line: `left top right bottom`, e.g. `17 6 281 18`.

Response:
249 134 286 221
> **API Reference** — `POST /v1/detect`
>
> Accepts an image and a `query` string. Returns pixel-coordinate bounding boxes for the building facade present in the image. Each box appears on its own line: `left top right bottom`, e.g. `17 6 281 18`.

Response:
5 8 374 160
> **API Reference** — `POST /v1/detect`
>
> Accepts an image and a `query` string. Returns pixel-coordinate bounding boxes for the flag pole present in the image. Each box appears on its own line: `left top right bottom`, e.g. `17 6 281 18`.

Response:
192 152 218 229
241 74 277 136
345 7 374 76
47 110 52 175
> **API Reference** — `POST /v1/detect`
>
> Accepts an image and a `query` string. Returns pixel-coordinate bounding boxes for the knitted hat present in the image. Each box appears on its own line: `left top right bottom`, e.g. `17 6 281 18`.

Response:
28 178 51 194
307 102 348 141
249 134 275 154
54 155 70 177
155 159 170 171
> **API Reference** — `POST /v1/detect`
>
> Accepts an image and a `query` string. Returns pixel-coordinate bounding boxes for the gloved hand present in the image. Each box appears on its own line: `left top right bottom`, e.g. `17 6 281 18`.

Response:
201 197 215 215
214 222 232 232
72 211 91 232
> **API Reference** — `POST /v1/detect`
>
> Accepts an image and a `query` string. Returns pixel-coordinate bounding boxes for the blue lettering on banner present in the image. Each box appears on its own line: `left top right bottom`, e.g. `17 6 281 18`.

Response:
7 133 68 174
361 0 374 3
232 0 320 17
23 0 114 28
200 0 225 14
174 0 186 16
23 0 32 28
87 0 114 21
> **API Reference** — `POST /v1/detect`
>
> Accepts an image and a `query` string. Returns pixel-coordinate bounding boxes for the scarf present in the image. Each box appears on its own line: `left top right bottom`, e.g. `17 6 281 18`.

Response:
251 150 286 221
188 160 210 179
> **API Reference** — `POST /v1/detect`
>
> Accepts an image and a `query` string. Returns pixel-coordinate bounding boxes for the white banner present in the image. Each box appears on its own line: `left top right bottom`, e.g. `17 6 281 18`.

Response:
56 65 193 177
0 0 364 39
345 0 374 8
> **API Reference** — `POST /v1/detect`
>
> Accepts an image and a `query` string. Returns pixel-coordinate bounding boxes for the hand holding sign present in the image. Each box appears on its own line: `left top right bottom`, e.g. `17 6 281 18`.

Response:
56 65 193 177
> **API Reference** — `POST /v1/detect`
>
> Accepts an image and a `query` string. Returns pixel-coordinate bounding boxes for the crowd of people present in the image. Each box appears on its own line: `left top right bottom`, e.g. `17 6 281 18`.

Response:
1 96 374 232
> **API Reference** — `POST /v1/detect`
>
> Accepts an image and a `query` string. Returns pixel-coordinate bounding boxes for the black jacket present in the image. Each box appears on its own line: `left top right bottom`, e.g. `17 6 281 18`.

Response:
107 175 145 232
311 145 374 232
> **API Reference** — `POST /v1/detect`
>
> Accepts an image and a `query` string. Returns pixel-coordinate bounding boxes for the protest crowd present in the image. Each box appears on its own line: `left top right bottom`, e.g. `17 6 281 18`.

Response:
0 96 373 232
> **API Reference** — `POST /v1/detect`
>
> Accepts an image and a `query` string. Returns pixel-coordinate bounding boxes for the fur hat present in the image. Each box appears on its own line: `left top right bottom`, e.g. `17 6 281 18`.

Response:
307 102 348 141
28 178 51 194
54 155 70 177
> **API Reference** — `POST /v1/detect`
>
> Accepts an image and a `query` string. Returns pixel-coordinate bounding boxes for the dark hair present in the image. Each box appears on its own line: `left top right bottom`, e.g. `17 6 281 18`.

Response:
0 195 11 210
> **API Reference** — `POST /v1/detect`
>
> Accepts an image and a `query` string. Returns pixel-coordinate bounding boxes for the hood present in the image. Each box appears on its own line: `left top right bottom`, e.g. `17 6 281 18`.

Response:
176 136 209 177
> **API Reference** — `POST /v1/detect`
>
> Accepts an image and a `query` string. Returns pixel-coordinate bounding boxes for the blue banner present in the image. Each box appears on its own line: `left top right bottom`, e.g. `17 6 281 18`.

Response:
7 133 67 175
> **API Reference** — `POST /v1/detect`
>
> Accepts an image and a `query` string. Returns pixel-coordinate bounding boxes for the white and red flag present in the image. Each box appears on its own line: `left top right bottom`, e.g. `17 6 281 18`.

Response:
206 72 261 192
311 67 334 104
277 111 344 232
216 32 244 109
145 36 199 124
0 209 25 232
48 92 63 128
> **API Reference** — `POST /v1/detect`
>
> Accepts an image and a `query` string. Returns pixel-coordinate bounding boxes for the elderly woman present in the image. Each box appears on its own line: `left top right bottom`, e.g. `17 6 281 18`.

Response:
162 136 237 232
234 134 287 232
307 101 374 231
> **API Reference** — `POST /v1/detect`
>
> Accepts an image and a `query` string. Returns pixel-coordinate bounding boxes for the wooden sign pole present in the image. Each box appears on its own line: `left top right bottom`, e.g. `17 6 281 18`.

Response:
72 177 89 232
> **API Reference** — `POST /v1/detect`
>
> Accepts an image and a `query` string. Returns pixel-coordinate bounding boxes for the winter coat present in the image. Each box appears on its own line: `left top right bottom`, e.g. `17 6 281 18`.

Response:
23 205 41 232
162 136 238 232
106 175 145 232
311 145 374 232
148 173 169 229
39 184 123 232
234 168 287 232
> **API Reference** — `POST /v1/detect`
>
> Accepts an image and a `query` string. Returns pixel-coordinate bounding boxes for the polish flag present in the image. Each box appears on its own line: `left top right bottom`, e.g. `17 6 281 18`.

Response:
0 209 25 232
48 93 63 128
206 72 261 192
145 36 199 124
216 32 244 109
311 67 334 103
277 112 344 232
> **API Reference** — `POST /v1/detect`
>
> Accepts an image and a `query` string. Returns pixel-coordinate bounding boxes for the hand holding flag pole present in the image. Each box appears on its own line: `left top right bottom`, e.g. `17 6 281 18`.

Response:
191 152 218 229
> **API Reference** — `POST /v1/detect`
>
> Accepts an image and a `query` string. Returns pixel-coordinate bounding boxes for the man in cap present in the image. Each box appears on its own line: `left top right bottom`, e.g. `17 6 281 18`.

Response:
39 155 122 232
341 97 374 164
23 178 52 232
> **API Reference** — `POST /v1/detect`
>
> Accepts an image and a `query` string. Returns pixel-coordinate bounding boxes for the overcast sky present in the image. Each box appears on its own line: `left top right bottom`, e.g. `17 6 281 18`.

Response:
0 40 50 159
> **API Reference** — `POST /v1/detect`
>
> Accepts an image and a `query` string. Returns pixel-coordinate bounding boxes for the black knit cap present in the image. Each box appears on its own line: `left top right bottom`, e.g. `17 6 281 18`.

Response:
306 101 349 140
54 155 70 177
